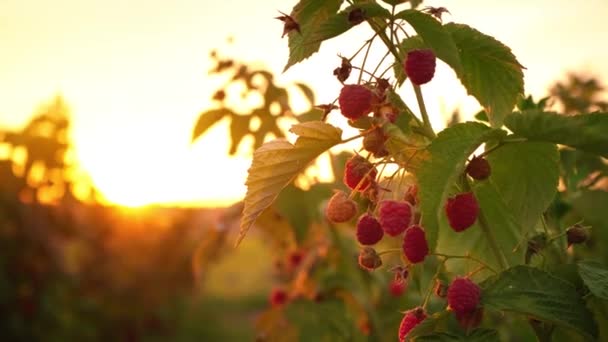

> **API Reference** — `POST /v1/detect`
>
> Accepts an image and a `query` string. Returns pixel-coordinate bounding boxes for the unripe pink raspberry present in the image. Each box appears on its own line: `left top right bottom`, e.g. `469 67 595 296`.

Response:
338 84 373 120
378 200 413 237
404 49 436 85
445 192 479 232
398 307 427 341
447 277 481 315
356 214 384 245
402 225 429 264
325 190 357 223
344 155 377 191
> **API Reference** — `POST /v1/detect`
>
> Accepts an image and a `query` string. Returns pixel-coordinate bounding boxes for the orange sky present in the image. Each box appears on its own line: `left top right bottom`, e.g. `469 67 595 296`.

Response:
1 0 607 207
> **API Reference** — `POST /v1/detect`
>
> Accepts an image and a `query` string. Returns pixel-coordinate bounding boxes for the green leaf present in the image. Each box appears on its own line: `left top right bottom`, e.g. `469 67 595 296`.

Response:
284 0 342 71
238 121 342 245
444 23 524 127
486 142 559 231
504 111 608 157
285 299 354 341
437 180 523 272
418 122 504 251
482 265 598 339
560 150 608 191
192 109 231 142
395 10 462 75
407 311 452 340
578 261 608 300
315 3 391 42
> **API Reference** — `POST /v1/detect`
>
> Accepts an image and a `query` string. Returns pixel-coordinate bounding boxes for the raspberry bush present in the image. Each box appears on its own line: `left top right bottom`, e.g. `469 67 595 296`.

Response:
237 1 608 341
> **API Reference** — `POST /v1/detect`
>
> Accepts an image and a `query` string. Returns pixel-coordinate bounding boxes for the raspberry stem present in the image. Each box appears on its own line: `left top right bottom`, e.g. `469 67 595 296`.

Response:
413 85 436 138
432 253 498 275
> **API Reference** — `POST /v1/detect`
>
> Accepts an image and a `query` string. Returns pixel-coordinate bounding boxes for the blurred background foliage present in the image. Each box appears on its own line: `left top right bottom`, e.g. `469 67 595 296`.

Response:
0 54 607 341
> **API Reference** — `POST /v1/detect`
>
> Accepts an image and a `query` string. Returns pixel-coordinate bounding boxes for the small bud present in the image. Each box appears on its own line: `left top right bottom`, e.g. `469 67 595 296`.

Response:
525 233 547 264
275 11 300 38
567 224 590 246
333 57 352 83
362 127 388 157
358 247 382 271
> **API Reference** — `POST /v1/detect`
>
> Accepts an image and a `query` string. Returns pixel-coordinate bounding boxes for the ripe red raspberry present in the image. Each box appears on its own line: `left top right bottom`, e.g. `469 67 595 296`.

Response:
447 277 481 315
389 279 407 297
466 156 491 180
325 190 357 223
356 214 384 245
404 49 436 85
566 224 590 246
445 192 479 232
344 155 377 191
402 225 429 264
269 287 288 307
338 84 373 120
358 247 382 271
398 307 427 341
378 200 413 236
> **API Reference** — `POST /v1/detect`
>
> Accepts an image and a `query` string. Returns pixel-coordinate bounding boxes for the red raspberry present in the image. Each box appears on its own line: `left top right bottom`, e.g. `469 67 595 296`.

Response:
445 192 479 232
338 84 373 120
447 277 481 315
378 200 413 236
325 190 357 223
402 225 429 264
398 307 427 341
403 49 436 85
466 156 491 180
358 247 382 271
356 214 384 245
389 279 407 297
269 287 288 307
344 155 377 191
566 224 589 246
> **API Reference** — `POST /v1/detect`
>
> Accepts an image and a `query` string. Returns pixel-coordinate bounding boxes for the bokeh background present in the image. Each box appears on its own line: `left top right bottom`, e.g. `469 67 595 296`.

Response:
1 0 607 340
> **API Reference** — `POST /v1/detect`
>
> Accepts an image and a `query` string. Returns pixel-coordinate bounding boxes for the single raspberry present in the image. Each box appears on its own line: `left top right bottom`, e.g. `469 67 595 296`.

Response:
466 156 491 180
362 127 388 157
358 247 382 271
404 49 436 85
566 224 590 246
445 192 479 232
447 277 481 315
338 84 373 120
344 155 377 191
402 225 429 264
389 278 407 297
269 287 288 307
398 307 427 342
325 190 357 223
356 214 384 245
378 200 413 236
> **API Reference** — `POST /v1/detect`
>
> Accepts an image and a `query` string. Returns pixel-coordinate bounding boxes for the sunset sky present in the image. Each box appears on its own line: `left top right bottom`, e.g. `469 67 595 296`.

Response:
1 0 607 207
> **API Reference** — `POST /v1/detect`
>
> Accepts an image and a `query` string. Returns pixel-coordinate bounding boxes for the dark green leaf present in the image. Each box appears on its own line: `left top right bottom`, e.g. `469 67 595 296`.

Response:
417 329 499 342
284 0 342 71
418 122 504 250
578 261 608 300
395 10 462 75
504 111 608 157
486 142 559 231
275 184 333 242
444 23 524 127
192 109 231 142
481 265 598 339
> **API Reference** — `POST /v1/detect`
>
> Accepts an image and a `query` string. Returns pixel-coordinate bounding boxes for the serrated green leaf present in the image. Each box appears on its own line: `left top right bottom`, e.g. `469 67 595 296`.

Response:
384 123 430 171
418 122 504 251
395 10 462 75
486 142 559 231
285 299 354 342
481 265 598 339
238 121 342 245
192 109 231 142
284 0 342 71
407 311 452 340
504 111 608 157
578 261 608 300
315 3 391 42
444 23 524 128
